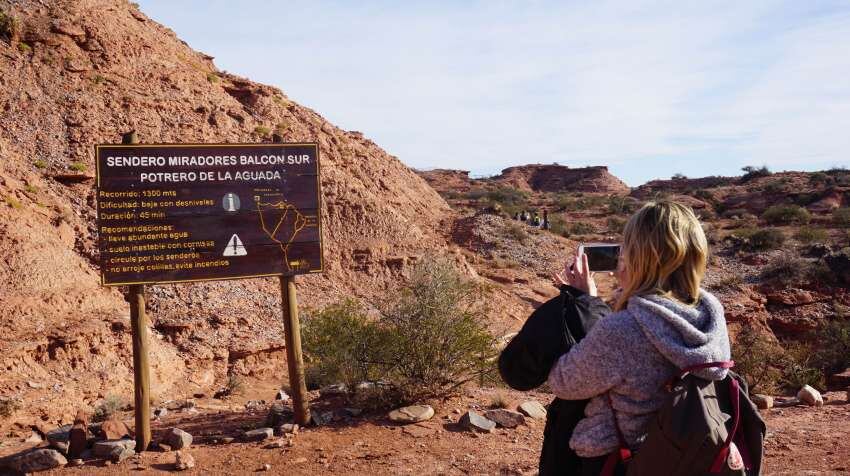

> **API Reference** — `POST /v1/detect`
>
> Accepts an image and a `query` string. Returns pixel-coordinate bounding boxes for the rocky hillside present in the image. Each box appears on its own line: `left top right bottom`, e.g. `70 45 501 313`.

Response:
418 164 629 196
0 0 481 432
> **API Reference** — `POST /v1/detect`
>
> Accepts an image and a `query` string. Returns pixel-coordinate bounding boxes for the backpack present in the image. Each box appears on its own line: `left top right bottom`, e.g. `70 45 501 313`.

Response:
602 361 767 476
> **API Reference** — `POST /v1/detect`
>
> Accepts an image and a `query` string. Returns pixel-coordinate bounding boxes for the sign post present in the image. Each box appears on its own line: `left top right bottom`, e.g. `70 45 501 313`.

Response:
95 140 323 443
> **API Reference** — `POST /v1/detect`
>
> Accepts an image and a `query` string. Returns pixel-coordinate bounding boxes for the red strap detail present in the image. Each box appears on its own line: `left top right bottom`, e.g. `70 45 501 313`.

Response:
710 377 741 473
600 451 620 476
604 392 632 472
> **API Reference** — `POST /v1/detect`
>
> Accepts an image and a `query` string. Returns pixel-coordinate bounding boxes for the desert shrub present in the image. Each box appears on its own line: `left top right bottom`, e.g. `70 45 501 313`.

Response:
672 173 687 180
69 162 87 172
759 254 811 286
485 186 528 207
780 343 825 390
17 42 30 53
33 159 47 169
0 11 20 41
732 325 784 394
808 319 850 375
224 374 245 396
302 300 392 391
253 125 271 137
4 196 21 210
762 179 790 194
793 226 828 244
0 397 21 418
833 208 850 227
303 259 497 406
740 165 771 182
694 189 715 201
488 391 511 409
606 196 638 215
607 216 626 234
761 204 810 225
206 72 219 83
722 208 751 219
712 274 743 291
809 172 832 186
746 228 785 251
92 394 124 422
503 222 528 243
548 214 567 237
567 221 595 237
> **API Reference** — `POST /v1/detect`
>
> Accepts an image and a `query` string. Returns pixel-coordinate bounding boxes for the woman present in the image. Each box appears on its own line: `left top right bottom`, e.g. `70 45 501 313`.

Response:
548 200 732 475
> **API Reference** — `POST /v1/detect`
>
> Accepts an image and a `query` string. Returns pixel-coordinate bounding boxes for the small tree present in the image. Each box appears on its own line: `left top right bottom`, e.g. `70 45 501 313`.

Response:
740 165 771 182
732 325 783 394
762 204 811 225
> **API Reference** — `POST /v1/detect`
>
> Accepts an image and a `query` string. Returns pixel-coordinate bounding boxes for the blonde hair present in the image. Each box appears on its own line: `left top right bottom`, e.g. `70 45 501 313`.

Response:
614 201 708 311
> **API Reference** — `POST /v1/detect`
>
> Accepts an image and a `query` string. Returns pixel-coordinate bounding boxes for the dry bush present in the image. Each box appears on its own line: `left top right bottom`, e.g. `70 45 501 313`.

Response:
503 222 529 243
0 397 21 418
302 259 497 407
759 254 812 286
808 319 850 376
732 325 783 394
607 216 626 234
833 208 850 228
488 391 511 409
746 228 786 251
780 342 825 390
92 394 124 422
793 226 828 244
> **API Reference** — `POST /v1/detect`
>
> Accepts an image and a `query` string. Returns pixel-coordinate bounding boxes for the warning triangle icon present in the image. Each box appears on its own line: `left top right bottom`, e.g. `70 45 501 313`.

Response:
223 234 247 257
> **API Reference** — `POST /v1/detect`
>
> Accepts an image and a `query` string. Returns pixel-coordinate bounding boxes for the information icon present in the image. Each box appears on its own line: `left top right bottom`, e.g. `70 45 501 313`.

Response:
222 193 240 212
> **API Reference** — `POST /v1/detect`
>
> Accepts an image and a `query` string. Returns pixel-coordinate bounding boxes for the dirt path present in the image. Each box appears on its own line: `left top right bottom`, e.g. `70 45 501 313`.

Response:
22 389 847 475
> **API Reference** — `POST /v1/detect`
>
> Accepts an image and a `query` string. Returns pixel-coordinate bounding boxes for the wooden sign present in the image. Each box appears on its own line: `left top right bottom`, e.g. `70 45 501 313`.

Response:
95 143 323 286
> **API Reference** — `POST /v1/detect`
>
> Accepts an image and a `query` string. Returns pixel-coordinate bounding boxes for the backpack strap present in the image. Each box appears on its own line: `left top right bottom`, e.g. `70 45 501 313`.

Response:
600 392 632 476
665 360 735 391
709 377 742 473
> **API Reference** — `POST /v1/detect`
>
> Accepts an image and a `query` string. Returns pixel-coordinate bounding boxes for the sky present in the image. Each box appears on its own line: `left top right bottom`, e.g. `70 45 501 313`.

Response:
138 0 850 186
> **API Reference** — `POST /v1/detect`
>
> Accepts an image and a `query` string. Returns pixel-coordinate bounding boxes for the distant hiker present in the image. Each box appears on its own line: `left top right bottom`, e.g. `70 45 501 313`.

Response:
542 209 550 230
499 201 765 476
532 212 541 227
514 212 521 221
520 210 528 222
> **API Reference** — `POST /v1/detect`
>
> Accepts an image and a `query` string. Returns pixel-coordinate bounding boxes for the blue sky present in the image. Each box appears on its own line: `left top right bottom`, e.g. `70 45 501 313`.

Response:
138 0 850 186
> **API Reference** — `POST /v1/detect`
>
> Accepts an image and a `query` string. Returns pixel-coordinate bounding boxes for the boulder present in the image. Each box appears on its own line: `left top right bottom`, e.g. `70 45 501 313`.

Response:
100 418 130 440
243 428 274 442
387 405 435 424
93 438 136 457
484 409 525 428
164 428 193 450
797 385 824 407
459 410 496 433
110 446 135 463
46 425 72 450
174 450 195 471
517 401 547 419
275 390 290 402
751 394 774 410
7 449 67 473
265 402 292 427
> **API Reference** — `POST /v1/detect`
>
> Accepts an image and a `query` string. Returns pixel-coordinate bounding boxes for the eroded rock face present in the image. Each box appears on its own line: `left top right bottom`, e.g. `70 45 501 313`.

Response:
497 165 630 194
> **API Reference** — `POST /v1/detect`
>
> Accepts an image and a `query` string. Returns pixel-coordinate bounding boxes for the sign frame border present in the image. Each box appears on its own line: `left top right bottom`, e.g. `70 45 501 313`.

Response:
94 142 324 286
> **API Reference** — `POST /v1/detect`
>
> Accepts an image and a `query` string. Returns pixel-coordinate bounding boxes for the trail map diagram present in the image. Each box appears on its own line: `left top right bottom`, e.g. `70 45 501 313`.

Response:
255 196 312 271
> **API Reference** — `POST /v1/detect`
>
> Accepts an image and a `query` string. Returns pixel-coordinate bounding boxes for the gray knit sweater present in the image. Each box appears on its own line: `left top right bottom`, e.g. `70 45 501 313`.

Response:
547 289 731 457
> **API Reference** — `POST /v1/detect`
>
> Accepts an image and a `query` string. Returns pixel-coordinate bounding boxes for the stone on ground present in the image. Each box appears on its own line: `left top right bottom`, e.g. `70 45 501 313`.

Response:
459 410 496 433
517 401 547 419
8 448 68 473
93 438 136 457
311 410 335 426
275 423 299 436
797 385 824 407
100 418 130 440
275 390 290 401
266 402 293 427
174 450 195 471
319 383 348 397
110 446 135 463
751 394 774 410
388 405 435 424
244 427 274 441
68 412 89 458
828 368 850 388
165 428 193 450
484 409 526 428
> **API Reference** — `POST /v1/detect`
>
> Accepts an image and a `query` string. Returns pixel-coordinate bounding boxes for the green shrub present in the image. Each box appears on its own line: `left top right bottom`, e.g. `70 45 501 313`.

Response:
672 173 687 180
694 189 715 201
303 259 497 406
746 228 785 251
206 72 219 83
762 204 810 225
17 42 30 53
0 11 19 41
607 216 626 233
548 214 567 237
740 165 771 182
92 394 124 422
809 172 831 186
4 196 21 209
808 319 850 375
833 208 850 228
69 162 87 172
793 226 828 244
606 196 638 215
712 274 743 291
780 343 825 390
33 159 47 169
253 125 271 137
732 325 784 394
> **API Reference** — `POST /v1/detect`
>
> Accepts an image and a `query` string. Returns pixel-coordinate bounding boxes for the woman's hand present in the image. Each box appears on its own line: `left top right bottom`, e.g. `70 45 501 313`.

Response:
553 250 598 297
